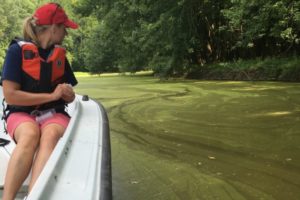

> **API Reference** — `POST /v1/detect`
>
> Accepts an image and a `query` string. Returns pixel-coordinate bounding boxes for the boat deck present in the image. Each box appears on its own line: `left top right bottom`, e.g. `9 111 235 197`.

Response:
0 92 112 200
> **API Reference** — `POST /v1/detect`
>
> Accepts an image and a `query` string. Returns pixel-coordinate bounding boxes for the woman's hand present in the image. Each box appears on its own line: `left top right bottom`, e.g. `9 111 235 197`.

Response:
52 84 65 101
62 84 75 103
52 84 75 103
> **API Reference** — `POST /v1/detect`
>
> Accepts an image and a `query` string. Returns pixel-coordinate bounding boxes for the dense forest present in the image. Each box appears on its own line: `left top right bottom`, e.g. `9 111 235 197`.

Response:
0 0 299 80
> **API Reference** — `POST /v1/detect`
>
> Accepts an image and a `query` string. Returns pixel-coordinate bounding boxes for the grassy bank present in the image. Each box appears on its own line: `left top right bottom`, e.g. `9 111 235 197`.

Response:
187 56 300 81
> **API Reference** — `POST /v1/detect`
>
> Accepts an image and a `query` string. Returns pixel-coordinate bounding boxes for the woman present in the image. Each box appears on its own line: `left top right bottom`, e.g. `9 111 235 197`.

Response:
1 3 78 200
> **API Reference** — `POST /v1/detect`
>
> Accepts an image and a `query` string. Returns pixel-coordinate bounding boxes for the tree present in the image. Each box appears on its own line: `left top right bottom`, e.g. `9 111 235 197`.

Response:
221 0 300 58
0 0 36 70
1 0 298 75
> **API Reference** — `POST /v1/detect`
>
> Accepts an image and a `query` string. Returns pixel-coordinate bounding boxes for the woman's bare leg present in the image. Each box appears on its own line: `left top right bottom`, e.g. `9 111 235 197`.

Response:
28 123 65 191
2 122 40 200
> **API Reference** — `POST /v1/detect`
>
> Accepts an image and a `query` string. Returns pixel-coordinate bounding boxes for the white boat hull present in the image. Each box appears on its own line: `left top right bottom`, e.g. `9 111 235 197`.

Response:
0 90 112 200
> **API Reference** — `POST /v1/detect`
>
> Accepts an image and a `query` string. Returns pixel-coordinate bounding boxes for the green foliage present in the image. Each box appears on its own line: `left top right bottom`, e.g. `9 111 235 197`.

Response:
0 0 36 70
187 57 300 81
84 20 119 74
278 57 300 81
70 0 300 77
221 0 300 58
0 0 298 79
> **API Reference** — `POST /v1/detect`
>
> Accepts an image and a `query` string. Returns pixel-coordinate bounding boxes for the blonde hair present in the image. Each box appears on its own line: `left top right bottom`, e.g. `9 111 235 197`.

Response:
23 16 50 45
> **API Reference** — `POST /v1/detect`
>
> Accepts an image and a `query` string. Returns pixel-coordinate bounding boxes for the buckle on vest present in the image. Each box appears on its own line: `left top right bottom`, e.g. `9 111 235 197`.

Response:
30 109 56 123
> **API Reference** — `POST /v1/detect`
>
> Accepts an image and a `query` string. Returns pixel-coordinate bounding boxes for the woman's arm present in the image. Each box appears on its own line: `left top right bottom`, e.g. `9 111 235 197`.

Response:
2 80 64 106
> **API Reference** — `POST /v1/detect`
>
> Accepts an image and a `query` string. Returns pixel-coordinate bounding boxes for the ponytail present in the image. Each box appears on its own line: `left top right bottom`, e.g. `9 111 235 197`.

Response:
23 17 38 43
23 16 50 45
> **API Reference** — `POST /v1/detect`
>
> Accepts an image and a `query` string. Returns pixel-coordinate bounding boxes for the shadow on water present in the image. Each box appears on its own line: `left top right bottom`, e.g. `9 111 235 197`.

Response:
75 77 300 200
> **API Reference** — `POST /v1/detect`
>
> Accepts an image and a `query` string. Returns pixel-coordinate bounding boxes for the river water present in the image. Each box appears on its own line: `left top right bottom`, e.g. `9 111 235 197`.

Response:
2 77 299 200
85 78 299 200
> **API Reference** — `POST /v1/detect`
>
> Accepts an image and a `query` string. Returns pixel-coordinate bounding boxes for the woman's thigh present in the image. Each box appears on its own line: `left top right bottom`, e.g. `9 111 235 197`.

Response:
7 112 39 142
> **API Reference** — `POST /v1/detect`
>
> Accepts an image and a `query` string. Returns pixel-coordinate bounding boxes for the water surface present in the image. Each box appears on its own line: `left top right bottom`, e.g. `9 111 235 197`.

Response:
78 77 300 200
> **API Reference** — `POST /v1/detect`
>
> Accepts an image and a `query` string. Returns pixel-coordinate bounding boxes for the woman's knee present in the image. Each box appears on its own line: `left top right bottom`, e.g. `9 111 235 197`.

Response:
15 123 40 150
40 126 64 148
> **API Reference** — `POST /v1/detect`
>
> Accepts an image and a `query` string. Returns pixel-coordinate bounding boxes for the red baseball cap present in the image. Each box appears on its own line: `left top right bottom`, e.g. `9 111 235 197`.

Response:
34 3 78 29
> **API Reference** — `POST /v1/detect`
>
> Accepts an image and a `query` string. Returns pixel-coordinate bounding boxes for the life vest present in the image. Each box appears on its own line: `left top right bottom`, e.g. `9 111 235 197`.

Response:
3 39 68 117
16 40 66 93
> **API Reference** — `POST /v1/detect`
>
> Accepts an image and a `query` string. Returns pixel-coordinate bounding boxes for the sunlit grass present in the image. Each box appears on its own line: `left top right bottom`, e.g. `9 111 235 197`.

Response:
74 70 153 78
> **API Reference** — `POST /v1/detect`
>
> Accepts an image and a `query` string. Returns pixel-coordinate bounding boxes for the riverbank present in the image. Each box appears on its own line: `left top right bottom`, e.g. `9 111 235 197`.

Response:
186 56 300 82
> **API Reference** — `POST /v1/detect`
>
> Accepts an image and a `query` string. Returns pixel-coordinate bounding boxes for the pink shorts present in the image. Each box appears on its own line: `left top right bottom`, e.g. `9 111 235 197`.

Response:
7 112 70 139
